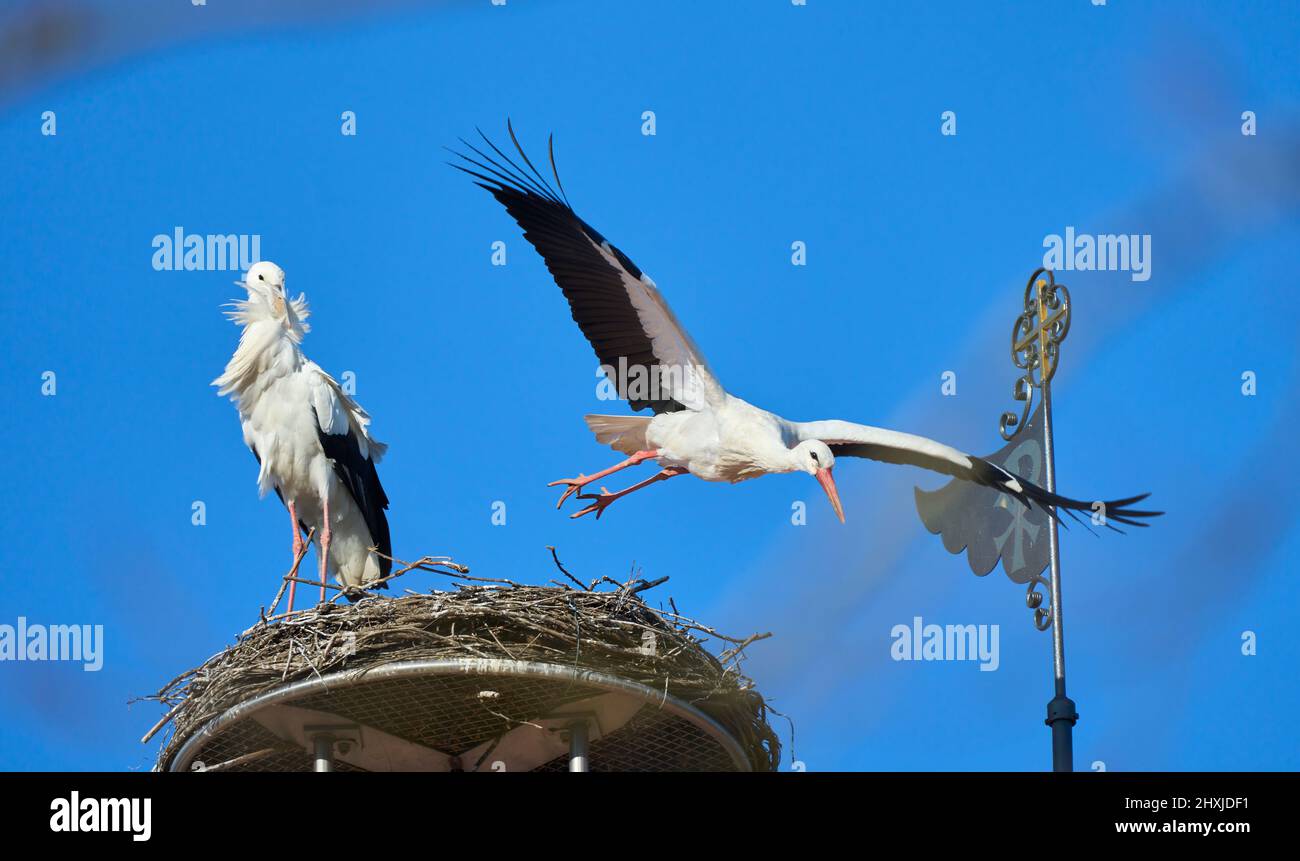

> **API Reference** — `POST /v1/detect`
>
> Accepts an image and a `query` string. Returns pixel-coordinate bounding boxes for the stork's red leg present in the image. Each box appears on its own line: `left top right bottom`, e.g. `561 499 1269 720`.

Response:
548 450 660 508
572 467 687 520
318 495 332 603
286 501 303 614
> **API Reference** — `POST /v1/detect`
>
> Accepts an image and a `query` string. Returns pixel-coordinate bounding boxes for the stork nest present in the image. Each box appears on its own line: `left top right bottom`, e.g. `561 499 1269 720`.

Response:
143 552 782 772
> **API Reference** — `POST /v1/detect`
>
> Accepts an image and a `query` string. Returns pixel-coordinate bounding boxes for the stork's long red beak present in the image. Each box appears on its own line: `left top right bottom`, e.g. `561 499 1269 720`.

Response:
815 467 845 523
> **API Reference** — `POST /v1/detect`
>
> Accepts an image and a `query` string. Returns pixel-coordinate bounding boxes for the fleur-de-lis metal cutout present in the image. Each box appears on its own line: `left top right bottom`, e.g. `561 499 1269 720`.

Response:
993 437 1044 573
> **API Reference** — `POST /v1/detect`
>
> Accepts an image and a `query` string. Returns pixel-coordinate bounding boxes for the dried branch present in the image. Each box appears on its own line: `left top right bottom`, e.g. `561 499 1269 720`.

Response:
547 545 588 590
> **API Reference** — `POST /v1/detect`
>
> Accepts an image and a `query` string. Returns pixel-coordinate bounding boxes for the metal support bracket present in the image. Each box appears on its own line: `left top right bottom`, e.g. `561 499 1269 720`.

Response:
304 723 361 773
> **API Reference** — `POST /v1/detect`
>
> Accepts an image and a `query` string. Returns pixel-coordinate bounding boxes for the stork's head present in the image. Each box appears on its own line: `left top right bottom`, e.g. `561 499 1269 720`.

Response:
232 261 309 339
792 440 844 523
245 260 285 295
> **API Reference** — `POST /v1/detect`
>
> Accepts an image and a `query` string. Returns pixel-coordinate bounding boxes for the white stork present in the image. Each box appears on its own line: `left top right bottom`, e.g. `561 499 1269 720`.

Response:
213 261 392 610
452 126 1160 529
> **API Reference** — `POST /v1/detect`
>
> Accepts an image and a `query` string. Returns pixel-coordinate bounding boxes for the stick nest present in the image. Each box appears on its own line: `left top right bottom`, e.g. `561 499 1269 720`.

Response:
145 554 781 772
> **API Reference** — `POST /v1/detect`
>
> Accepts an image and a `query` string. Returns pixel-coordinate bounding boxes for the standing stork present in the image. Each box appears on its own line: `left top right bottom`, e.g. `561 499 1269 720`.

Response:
452 126 1161 529
213 261 392 611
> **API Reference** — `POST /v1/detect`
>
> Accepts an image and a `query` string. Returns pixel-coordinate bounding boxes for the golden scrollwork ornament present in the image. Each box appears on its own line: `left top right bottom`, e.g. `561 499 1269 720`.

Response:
999 268 1071 442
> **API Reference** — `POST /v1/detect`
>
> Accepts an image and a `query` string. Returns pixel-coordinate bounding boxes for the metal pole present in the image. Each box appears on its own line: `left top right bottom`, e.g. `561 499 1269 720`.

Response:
568 720 589 773
312 734 335 773
1039 337 1077 773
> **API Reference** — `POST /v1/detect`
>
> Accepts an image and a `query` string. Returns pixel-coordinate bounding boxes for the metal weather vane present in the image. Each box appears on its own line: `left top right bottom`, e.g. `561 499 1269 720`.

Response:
914 268 1079 771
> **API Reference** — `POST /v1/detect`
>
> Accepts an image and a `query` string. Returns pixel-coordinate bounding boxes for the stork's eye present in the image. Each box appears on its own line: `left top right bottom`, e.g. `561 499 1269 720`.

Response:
811 451 820 464
258 274 265 281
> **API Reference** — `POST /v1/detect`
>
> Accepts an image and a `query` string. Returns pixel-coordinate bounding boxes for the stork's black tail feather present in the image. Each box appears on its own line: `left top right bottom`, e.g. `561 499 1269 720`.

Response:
970 456 1163 534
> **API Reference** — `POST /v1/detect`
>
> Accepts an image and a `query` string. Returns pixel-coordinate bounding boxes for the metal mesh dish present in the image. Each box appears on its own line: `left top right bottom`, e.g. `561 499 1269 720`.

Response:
167 659 752 772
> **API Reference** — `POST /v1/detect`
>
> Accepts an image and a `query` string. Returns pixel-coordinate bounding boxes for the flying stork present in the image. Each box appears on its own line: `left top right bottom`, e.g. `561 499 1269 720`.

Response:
213 261 392 610
452 126 1160 530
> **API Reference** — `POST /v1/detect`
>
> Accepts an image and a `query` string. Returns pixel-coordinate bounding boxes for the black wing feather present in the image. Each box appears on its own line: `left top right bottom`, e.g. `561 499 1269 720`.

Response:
832 443 1162 532
450 127 685 414
313 419 393 583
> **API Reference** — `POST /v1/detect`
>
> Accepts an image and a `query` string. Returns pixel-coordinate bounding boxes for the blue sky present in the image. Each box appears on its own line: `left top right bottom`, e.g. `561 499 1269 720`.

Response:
1 0 1297 771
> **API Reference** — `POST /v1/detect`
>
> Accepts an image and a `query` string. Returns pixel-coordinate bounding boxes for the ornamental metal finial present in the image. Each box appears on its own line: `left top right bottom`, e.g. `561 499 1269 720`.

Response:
998 268 1072 442
995 269 1072 631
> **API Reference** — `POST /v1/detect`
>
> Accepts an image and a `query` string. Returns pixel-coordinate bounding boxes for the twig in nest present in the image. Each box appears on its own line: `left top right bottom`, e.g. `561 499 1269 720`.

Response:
333 550 472 602
372 551 513 587
629 576 669 595
547 546 588 590
656 609 767 648
718 631 774 664
139 700 185 745
372 550 470 576
283 575 344 592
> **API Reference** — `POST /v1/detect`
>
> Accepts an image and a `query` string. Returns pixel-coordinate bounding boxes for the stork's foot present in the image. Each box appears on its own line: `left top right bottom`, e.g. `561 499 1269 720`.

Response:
547 450 662 509
547 475 592 509
571 487 620 520
570 467 688 520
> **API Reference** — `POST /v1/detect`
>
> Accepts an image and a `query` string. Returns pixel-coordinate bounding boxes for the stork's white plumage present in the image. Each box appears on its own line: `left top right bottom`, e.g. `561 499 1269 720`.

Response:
213 261 392 610
454 127 1161 529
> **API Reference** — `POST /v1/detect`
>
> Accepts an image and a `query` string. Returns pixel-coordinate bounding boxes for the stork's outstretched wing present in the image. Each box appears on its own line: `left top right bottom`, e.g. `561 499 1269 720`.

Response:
793 419 1162 529
451 123 723 414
